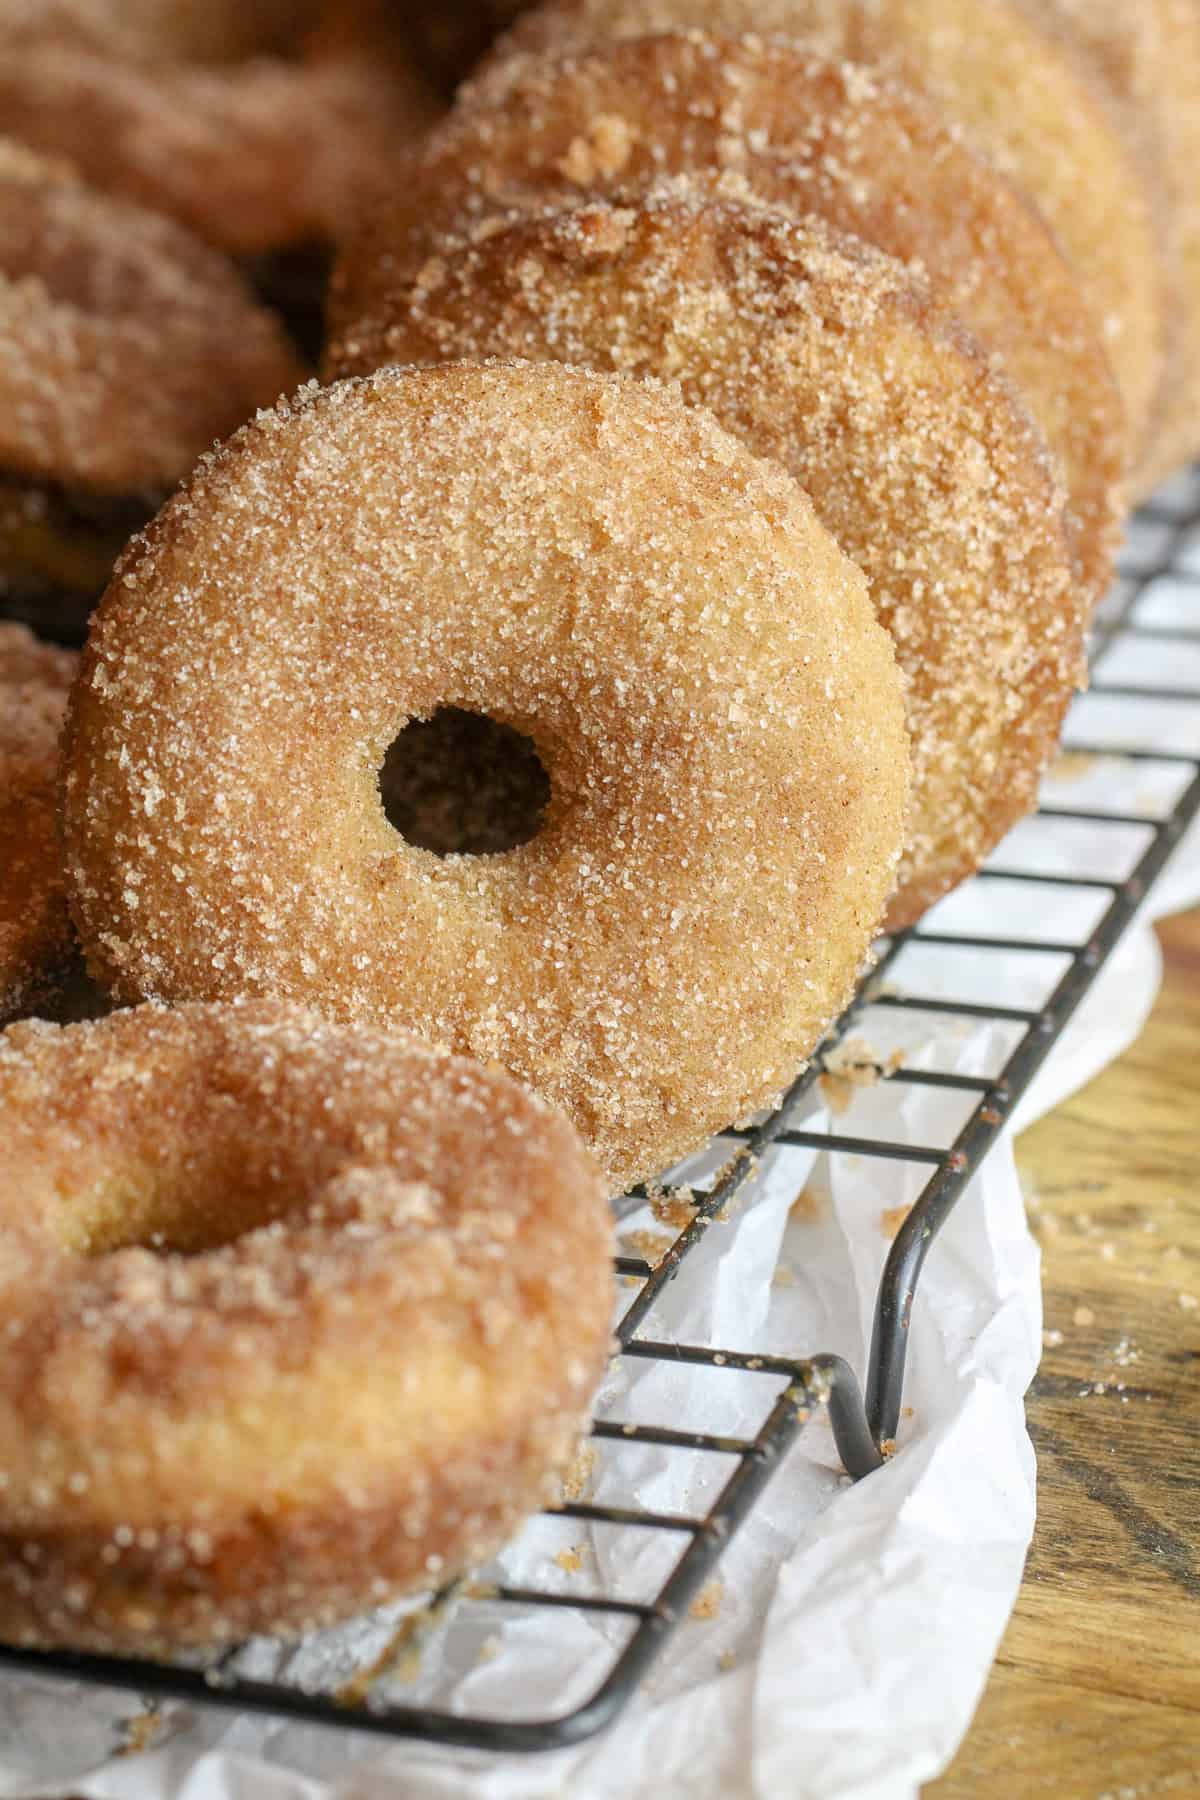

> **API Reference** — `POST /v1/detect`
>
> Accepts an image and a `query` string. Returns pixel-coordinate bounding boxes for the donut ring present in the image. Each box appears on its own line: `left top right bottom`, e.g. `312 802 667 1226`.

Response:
1043 0 1200 494
491 0 1168 469
0 622 78 1022
328 33 1123 615
335 187 1083 929
61 361 910 1193
0 14 440 256
0 998 612 1653
7 0 323 64
0 140 301 496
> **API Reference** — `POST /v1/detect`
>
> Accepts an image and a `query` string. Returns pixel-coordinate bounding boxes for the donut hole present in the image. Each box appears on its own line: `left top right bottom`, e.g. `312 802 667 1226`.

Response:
58 1157 308 1259
379 707 551 855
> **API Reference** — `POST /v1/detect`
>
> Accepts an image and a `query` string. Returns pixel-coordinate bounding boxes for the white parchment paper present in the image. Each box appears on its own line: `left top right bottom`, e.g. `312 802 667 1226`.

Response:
2 537 1198 1800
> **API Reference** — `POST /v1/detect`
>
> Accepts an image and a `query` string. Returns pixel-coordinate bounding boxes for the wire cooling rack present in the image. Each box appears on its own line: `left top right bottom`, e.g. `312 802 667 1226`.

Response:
3 476 1200 1753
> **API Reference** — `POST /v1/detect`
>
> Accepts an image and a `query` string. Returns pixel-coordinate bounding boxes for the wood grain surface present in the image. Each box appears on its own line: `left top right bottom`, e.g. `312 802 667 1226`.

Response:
929 909 1200 1797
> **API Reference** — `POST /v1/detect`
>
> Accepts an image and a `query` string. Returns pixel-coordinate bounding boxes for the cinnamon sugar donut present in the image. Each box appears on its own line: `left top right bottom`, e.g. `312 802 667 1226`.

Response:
0 5 440 256
0 622 77 1022
61 361 910 1193
2 0 320 63
333 187 1083 929
0 999 613 1652
328 33 1123 614
0 140 300 497
1043 0 1200 493
490 0 1168 467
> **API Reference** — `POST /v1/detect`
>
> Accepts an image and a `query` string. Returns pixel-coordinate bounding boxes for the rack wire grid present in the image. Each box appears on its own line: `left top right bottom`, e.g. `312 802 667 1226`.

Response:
3 472 1200 1753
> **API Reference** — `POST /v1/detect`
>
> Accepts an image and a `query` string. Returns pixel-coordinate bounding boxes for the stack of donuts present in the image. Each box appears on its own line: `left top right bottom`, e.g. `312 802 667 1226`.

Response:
0 0 1196 1657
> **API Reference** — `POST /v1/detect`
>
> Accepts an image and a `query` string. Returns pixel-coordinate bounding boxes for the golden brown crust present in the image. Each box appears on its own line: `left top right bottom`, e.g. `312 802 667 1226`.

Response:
0 621 78 1023
1042 0 1200 494
61 361 910 1193
0 8 440 256
328 32 1123 615
488 0 1168 467
334 188 1083 929
0 140 302 495
0 998 613 1651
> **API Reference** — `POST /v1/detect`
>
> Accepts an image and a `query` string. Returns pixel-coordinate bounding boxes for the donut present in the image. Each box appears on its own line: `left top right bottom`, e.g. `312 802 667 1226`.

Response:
329 31 1123 616
1042 0 1200 494
0 998 613 1653
334 186 1083 929
0 6 440 256
0 140 301 497
0 622 78 1023
60 361 910 1194
2 0 321 63
489 0 1169 469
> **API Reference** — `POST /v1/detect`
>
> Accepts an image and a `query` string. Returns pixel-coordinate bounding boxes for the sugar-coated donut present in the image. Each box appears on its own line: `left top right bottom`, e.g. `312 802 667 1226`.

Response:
0 622 77 1022
0 999 613 1653
61 361 910 1193
0 140 301 496
491 0 1168 469
0 7 440 256
1043 0 1200 494
334 187 1083 929
329 30 1123 615
5 0 321 64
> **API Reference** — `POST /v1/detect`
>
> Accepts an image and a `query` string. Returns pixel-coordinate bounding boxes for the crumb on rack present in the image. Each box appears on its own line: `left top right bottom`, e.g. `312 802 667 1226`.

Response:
689 1580 724 1621
554 1546 585 1574
789 1186 823 1223
559 1443 597 1505
772 1263 796 1288
880 1204 912 1240
118 1709 166 1756
819 1038 903 1115
648 1184 702 1232
1049 750 1098 782
624 1228 674 1266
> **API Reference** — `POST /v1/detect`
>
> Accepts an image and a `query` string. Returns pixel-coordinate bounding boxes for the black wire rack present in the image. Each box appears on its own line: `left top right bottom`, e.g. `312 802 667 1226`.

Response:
3 478 1200 1755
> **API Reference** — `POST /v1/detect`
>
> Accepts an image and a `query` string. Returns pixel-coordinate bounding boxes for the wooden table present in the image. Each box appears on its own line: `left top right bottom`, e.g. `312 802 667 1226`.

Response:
929 910 1200 1796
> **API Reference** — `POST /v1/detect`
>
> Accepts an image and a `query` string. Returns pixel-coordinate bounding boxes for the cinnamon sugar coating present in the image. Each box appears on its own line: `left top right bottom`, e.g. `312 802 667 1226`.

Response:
0 6 440 256
0 141 301 497
328 33 1122 615
0 999 613 1652
334 189 1083 928
489 0 1168 468
0 622 78 1022
61 361 910 1193
1043 0 1200 495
